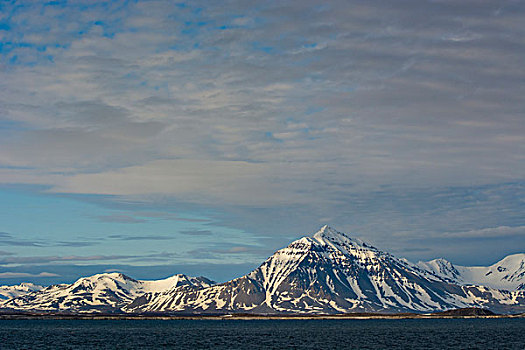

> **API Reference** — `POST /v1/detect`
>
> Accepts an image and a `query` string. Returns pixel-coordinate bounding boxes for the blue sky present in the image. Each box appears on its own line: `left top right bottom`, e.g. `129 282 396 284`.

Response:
0 0 524 285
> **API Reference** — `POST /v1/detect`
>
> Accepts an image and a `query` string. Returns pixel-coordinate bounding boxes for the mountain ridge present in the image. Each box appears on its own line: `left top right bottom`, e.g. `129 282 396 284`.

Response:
1 272 214 313
0 283 43 301
418 253 525 291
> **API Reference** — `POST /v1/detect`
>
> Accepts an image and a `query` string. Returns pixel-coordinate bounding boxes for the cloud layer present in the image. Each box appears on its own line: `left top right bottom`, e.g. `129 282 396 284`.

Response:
1 1 523 202
0 1 524 281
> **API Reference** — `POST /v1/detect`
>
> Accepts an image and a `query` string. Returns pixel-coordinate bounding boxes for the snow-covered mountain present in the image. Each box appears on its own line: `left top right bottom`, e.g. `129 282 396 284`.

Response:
126 226 525 314
1 273 214 313
418 254 525 291
2 226 524 314
0 283 43 301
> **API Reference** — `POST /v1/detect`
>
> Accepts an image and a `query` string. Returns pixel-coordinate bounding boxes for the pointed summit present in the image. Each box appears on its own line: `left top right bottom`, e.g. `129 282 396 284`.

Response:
316 224 336 234
319 224 332 231
312 224 341 239
312 225 374 251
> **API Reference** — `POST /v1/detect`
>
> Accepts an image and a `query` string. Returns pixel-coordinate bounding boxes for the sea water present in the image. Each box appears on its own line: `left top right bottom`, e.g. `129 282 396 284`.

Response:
0 318 524 349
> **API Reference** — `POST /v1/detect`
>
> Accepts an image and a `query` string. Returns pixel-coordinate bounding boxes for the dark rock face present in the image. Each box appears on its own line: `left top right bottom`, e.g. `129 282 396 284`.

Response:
431 308 496 316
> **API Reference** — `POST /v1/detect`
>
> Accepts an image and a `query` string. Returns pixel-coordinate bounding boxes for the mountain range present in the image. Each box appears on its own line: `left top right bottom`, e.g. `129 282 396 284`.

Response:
0 283 43 301
1 226 524 314
1 273 213 313
418 254 525 291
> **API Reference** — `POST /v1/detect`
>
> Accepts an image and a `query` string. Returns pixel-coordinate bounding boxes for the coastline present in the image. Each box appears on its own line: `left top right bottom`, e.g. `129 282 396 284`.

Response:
1 312 524 320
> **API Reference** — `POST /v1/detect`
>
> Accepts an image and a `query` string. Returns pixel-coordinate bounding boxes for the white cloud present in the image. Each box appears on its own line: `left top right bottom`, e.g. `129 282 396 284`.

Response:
442 226 525 239
0 272 59 279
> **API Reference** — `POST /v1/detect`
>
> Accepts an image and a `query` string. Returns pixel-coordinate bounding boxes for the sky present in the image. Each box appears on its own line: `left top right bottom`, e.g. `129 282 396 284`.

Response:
0 0 524 285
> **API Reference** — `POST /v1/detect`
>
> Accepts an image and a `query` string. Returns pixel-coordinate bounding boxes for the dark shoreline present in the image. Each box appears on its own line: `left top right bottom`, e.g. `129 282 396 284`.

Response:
1 311 524 320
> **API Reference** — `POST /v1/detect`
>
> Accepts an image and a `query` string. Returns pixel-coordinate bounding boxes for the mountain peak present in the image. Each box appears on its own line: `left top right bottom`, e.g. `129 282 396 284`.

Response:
312 224 342 239
317 224 336 233
495 253 525 266
418 258 462 282
311 225 373 250
76 272 137 283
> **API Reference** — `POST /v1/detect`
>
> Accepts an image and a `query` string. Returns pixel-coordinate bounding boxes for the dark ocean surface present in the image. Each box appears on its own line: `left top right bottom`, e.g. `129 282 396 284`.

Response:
1 318 524 349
